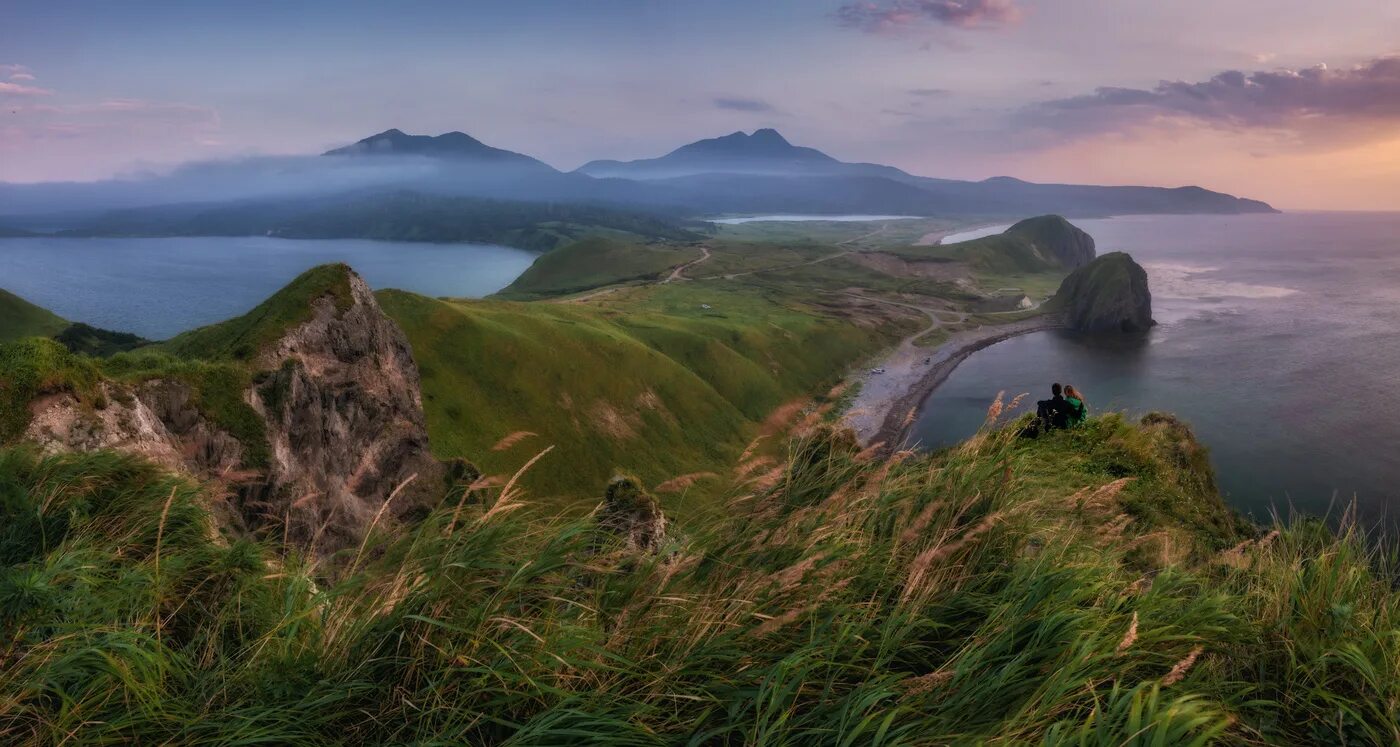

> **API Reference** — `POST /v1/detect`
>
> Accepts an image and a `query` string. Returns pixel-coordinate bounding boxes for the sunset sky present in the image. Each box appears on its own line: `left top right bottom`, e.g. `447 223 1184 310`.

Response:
5 0 1400 209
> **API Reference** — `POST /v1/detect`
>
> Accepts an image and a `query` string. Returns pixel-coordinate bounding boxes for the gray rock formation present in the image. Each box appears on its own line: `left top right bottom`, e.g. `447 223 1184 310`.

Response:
1052 251 1155 333
24 267 447 551
24 379 243 477
246 271 445 547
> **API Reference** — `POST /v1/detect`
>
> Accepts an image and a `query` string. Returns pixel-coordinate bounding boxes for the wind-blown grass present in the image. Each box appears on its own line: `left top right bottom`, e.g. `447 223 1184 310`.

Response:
1 410 1397 745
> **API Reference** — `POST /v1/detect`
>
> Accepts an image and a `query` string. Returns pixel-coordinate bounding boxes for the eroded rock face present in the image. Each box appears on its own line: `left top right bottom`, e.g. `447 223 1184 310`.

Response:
24 268 446 552
1053 252 1155 333
25 380 243 476
247 272 443 548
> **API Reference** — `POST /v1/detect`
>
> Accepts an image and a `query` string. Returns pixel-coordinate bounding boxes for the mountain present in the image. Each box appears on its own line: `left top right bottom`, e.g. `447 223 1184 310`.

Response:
0 127 1276 225
578 129 1277 216
323 128 557 173
579 129 844 179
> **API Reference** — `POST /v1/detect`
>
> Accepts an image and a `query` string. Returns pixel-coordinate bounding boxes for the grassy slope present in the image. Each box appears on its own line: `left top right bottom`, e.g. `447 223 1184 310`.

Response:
496 237 702 300
0 289 68 343
3 411 1394 744
160 263 353 360
379 281 916 510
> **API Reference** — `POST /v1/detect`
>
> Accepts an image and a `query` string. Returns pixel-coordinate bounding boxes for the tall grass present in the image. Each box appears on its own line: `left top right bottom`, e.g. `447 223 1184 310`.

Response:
1 412 1397 744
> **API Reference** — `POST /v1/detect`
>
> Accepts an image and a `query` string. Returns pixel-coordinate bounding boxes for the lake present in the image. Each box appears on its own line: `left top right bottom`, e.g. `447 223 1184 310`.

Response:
0 236 537 339
908 212 1400 528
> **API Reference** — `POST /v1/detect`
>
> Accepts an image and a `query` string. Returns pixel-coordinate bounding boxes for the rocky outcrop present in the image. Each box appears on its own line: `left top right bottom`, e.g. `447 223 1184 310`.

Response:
1052 252 1154 333
23 266 450 552
1006 215 1096 269
596 476 667 552
244 271 445 548
25 380 243 476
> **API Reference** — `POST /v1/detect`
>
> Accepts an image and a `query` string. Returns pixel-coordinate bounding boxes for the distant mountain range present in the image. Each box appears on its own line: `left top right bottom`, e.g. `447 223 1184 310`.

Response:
0 127 1276 233
322 127 1275 216
574 128 1276 216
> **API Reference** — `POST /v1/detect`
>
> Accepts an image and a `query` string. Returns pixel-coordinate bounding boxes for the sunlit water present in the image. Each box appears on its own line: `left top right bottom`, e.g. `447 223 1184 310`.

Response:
711 214 921 224
909 212 1400 528
0 236 536 339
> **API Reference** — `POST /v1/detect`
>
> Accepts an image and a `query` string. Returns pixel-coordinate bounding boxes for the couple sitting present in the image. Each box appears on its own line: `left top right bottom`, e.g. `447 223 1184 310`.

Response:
1028 382 1087 435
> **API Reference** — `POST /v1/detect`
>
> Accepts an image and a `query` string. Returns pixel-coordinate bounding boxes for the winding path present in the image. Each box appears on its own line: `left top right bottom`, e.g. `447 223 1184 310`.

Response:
662 246 712 284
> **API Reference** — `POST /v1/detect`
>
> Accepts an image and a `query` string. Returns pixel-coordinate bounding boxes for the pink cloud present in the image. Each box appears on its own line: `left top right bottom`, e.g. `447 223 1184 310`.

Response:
10 72 36 81
0 81 52 96
1018 55 1400 149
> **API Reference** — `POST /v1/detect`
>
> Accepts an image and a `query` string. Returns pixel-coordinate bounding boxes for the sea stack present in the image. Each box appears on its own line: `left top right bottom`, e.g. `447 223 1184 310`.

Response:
1052 251 1155 333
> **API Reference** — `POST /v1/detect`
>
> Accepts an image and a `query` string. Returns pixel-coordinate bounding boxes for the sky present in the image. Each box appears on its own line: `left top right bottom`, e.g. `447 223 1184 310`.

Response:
4 0 1400 210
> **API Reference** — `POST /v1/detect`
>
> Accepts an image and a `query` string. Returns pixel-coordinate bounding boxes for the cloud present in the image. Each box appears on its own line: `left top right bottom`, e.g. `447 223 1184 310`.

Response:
835 0 1021 33
908 88 951 97
1018 56 1400 146
0 81 52 96
713 96 777 113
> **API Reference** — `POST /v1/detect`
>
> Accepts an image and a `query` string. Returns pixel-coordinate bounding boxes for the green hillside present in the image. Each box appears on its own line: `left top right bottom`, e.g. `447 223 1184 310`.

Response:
1 407 1393 744
496 237 702 300
380 280 916 508
885 214 1095 276
160 264 354 360
0 289 69 343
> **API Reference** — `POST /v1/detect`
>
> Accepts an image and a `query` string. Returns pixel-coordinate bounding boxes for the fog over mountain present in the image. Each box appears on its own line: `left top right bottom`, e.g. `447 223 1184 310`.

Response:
0 127 1275 231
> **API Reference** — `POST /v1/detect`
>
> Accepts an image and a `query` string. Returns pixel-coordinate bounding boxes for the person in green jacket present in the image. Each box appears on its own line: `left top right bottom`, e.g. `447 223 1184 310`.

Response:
1064 385 1088 426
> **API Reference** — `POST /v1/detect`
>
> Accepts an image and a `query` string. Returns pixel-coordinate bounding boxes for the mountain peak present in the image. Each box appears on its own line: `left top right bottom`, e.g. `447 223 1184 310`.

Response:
322 129 555 172
749 128 790 145
667 129 832 161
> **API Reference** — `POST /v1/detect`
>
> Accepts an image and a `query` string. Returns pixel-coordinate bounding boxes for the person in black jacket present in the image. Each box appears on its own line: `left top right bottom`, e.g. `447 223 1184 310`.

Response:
1031 383 1075 433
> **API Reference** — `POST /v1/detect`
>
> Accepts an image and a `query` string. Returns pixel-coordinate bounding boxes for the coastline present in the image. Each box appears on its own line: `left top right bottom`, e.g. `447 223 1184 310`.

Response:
845 314 1063 450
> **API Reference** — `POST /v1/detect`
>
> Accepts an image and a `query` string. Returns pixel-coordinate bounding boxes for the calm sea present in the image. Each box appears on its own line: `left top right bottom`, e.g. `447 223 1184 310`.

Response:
909 212 1400 528
0 236 536 339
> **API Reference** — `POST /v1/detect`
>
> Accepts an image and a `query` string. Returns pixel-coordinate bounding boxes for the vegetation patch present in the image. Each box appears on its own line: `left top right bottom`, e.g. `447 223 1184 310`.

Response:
0 339 102 442
0 412 1393 744
496 237 702 299
379 282 915 509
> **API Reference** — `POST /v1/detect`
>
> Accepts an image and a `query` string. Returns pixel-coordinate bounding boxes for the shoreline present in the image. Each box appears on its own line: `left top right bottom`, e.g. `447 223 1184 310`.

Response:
846 315 1063 450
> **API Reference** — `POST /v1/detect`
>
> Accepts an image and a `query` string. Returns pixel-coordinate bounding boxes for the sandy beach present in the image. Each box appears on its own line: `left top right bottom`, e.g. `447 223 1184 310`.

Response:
845 314 1062 450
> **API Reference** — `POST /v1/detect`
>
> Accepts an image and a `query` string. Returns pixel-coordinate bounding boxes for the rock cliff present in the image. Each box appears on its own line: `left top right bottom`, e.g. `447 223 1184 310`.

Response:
22 265 448 551
1051 252 1155 333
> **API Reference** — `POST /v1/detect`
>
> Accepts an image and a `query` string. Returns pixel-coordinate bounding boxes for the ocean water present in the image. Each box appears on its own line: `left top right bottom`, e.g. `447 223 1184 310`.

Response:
0 236 537 339
908 212 1400 528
